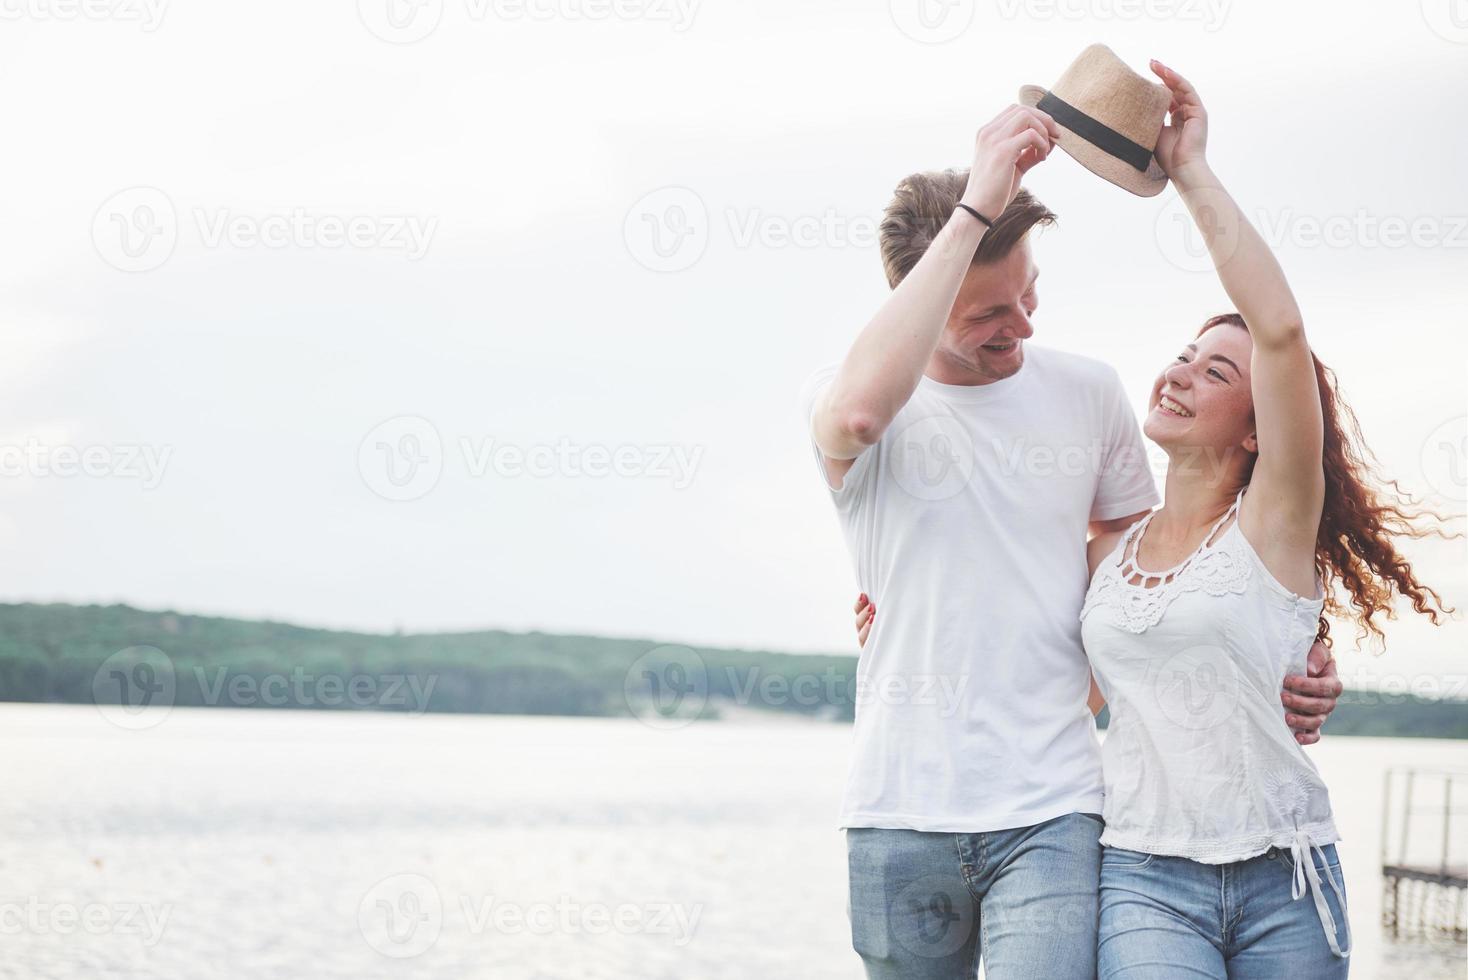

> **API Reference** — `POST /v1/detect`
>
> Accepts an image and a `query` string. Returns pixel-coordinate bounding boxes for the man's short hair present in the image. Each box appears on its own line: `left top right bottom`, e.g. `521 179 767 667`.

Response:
878 170 1057 289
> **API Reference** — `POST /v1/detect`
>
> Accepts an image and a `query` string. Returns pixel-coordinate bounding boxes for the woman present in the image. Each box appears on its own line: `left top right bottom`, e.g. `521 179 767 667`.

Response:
854 61 1450 976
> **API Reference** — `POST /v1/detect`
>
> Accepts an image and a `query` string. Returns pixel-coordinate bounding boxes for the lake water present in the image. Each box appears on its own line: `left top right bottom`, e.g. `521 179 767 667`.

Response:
2 704 1465 979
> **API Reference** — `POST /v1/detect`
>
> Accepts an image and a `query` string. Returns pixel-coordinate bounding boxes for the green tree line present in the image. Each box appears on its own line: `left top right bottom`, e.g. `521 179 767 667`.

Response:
0 603 1463 738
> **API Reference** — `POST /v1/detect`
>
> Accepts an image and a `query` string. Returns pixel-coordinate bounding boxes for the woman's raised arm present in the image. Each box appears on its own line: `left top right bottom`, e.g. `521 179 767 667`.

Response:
1153 60 1325 532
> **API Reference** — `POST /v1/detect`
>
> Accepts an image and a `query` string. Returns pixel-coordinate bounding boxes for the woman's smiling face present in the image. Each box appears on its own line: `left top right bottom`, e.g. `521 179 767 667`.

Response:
1144 320 1258 463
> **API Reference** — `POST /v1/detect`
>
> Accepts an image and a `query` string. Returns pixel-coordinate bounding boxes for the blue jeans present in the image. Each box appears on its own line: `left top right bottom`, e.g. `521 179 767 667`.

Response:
846 812 1103 979
1097 843 1350 978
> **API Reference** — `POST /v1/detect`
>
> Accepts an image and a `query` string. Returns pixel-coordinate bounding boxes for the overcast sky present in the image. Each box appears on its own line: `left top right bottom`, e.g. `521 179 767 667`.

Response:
1 0 1464 692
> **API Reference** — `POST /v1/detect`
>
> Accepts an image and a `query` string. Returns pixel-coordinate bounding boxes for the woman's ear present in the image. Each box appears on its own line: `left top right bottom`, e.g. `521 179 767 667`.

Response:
1242 431 1259 454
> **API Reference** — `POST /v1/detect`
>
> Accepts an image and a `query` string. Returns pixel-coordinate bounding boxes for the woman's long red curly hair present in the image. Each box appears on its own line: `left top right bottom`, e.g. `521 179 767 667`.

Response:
1203 313 1455 649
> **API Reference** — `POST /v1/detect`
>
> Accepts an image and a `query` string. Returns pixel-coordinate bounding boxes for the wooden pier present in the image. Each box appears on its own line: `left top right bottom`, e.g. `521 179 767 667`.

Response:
1380 767 1468 948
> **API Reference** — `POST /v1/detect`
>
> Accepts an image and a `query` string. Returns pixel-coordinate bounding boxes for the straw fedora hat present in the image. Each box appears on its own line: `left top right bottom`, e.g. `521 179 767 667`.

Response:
1019 44 1172 197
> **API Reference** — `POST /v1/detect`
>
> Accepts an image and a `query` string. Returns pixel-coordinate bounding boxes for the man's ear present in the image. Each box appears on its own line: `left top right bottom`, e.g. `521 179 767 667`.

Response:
1242 431 1259 454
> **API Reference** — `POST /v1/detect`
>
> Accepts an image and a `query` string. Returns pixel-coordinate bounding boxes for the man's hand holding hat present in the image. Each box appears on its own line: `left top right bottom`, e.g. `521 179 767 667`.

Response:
959 105 1062 224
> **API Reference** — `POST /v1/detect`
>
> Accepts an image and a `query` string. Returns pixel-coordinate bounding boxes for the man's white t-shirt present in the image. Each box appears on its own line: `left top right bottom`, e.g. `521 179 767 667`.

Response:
802 344 1160 833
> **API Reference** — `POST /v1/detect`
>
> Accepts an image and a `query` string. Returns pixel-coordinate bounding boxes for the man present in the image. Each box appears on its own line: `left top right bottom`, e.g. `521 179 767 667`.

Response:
800 104 1342 979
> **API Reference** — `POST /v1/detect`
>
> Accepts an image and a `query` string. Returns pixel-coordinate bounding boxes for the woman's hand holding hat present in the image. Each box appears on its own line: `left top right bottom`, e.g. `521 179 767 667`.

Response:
1150 59 1210 181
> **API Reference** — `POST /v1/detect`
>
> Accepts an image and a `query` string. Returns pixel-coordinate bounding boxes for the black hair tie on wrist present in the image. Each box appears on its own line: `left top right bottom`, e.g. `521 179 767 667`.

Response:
955 203 994 228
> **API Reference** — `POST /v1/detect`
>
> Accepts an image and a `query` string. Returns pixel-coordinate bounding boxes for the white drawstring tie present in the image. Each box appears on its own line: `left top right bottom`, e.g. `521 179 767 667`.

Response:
1289 830 1351 958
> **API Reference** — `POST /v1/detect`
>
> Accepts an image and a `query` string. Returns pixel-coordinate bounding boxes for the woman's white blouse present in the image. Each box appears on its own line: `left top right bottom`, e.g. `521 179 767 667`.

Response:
1081 491 1348 955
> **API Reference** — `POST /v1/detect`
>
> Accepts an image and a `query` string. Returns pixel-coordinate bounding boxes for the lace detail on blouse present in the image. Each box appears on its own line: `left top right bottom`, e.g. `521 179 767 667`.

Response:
1080 492 1251 633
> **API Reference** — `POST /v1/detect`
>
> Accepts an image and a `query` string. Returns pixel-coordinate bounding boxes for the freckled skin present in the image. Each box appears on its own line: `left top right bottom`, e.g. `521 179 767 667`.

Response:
1144 323 1257 460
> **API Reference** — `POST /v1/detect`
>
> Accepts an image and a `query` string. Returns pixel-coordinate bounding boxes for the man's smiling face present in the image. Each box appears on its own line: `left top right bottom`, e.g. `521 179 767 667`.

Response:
931 237 1039 385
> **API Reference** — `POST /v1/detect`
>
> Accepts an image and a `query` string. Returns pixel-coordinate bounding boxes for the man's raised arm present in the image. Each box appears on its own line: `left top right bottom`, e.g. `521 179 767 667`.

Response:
811 106 1059 476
